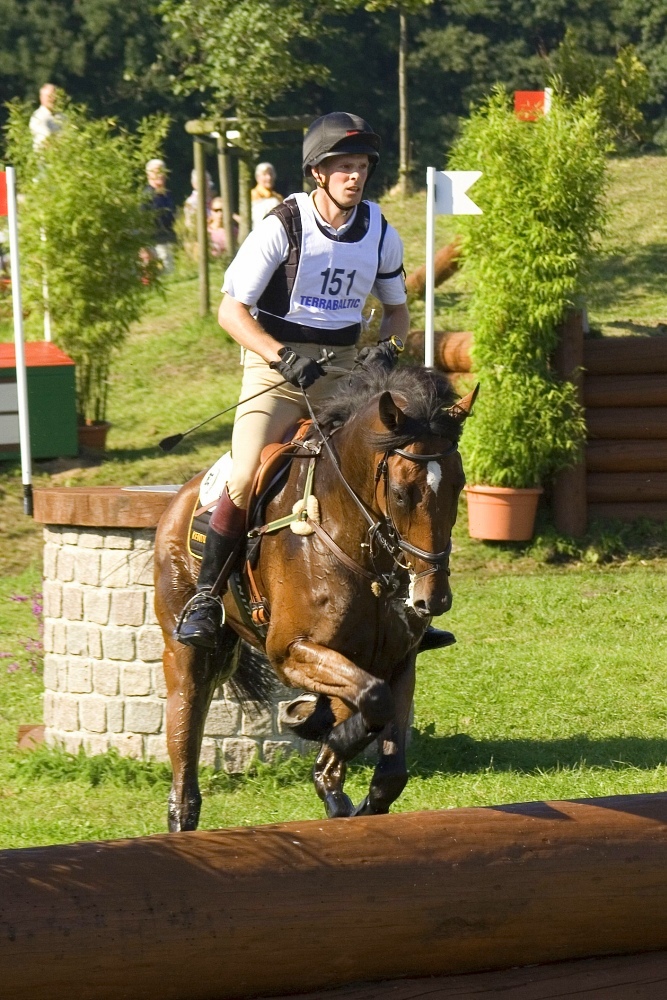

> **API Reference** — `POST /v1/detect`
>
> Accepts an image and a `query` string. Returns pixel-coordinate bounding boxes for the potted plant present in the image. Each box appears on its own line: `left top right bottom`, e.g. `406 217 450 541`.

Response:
4 99 167 451
448 88 608 540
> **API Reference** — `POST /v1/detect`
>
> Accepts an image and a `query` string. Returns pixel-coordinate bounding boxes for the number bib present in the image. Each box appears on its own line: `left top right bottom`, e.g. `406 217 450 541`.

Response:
284 192 383 331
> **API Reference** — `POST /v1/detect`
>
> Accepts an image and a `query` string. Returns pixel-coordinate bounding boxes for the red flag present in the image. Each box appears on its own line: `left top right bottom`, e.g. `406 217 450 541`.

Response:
514 91 550 121
0 172 7 217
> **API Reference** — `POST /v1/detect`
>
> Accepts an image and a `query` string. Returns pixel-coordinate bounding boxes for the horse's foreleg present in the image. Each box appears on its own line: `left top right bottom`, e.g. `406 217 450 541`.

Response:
354 656 416 817
277 640 395 818
163 633 232 832
281 639 395 757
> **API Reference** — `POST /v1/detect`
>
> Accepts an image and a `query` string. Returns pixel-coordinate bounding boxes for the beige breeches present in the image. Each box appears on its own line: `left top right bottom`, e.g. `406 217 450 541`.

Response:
226 342 358 509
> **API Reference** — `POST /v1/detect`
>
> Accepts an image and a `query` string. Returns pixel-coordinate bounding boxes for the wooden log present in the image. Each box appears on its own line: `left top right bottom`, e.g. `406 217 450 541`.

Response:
587 440 667 473
589 502 667 522
586 408 667 439
405 238 461 297
583 335 667 376
587 472 667 502
406 331 473 372
553 310 586 536
584 374 667 408
4 795 667 1000
264 951 667 1000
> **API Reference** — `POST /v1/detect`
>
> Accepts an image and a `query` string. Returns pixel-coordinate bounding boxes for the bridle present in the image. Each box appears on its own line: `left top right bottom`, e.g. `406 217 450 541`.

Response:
300 389 458 595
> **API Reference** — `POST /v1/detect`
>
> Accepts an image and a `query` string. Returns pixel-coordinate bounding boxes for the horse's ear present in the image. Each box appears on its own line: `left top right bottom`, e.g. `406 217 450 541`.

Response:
446 384 479 423
378 390 407 431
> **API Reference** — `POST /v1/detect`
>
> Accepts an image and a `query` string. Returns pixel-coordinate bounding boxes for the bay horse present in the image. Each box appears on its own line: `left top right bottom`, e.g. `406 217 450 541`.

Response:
154 365 476 831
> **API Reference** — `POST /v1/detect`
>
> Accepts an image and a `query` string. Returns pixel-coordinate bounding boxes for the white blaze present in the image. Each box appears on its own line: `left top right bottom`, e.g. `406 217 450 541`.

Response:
426 460 442 495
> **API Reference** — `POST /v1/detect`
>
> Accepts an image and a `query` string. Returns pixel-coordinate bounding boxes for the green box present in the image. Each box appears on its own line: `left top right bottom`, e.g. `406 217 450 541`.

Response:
0 342 78 460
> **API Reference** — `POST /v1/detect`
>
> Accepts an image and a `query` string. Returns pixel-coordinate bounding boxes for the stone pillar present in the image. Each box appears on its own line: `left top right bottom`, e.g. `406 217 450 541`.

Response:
35 488 301 771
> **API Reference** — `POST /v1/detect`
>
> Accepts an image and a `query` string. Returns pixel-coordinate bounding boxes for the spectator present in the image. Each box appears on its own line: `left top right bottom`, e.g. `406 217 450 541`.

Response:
184 169 215 237
144 158 177 274
207 197 229 257
29 83 63 150
251 162 283 229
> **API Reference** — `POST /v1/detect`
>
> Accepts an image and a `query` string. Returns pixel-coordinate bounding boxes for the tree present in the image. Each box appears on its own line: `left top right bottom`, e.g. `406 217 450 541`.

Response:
159 0 350 156
362 2 432 195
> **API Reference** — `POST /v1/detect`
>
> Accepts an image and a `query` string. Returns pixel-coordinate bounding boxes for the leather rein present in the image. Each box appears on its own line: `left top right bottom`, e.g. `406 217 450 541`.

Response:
300 389 456 595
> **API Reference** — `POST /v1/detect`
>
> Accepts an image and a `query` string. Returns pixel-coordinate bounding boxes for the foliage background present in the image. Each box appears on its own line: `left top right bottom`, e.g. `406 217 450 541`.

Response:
3 101 167 421
1 1 666 199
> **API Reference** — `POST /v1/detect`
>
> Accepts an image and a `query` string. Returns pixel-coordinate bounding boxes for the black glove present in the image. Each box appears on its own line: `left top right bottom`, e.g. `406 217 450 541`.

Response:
355 339 401 373
269 347 325 389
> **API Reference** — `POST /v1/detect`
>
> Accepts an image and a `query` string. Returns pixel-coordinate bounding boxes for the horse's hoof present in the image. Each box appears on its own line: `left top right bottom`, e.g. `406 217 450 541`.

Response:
352 795 374 817
324 790 354 818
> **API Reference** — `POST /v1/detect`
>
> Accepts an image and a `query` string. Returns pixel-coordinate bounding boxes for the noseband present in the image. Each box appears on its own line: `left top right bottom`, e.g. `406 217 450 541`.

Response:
301 389 457 595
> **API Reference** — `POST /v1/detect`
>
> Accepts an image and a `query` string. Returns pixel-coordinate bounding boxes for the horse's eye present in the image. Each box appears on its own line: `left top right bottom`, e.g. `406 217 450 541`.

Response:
391 484 406 505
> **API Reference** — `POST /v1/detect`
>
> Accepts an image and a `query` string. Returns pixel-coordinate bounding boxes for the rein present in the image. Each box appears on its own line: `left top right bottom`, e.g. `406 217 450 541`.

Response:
300 388 457 594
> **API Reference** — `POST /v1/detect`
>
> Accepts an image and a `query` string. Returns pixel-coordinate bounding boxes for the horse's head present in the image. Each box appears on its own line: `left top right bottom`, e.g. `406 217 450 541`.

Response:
374 384 477 619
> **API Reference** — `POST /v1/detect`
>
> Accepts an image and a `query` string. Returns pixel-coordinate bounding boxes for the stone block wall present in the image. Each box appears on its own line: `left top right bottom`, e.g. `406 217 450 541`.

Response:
41 525 303 772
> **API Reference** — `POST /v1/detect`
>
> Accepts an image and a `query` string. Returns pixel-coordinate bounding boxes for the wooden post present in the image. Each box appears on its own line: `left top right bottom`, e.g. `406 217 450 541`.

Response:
193 138 209 317
216 133 236 257
237 155 252 244
553 309 586 536
397 10 411 197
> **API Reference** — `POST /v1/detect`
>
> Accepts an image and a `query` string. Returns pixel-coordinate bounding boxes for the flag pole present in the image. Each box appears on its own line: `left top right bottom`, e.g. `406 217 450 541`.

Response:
424 165 436 368
7 166 33 516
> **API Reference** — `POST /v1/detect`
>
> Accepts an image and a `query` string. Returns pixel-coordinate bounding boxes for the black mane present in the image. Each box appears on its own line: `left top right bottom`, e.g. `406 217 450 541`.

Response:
314 364 462 448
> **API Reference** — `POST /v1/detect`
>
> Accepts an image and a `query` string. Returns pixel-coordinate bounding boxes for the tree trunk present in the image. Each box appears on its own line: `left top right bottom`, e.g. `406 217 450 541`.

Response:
397 10 411 197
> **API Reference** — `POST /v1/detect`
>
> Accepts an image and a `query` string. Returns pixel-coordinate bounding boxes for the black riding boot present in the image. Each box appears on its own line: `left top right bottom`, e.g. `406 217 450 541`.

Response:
176 527 242 649
417 626 456 653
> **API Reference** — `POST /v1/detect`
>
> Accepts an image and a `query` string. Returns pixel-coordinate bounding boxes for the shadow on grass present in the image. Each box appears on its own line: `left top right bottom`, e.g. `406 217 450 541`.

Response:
409 727 667 776
589 242 667 312
99 419 236 464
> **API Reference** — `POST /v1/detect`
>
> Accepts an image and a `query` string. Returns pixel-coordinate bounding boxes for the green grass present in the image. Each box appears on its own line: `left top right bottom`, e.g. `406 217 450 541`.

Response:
2 155 667 848
2 558 667 848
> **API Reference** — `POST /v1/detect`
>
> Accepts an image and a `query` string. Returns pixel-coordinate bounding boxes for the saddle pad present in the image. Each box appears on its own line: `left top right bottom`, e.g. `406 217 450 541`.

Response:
199 451 233 507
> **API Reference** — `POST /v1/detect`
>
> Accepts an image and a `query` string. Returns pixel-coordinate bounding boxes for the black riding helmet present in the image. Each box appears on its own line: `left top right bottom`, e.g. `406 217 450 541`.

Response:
303 112 381 182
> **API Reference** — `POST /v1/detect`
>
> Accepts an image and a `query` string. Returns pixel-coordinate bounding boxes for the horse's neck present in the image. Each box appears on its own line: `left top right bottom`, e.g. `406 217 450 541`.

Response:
320 422 378 524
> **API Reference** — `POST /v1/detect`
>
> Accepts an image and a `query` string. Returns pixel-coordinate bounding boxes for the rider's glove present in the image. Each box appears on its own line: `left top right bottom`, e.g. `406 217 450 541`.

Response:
355 338 402 373
270 347 326 389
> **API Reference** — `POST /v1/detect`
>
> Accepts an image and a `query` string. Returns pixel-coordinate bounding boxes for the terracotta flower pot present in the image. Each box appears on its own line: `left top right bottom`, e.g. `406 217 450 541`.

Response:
464 484 543 541
77 420 111 453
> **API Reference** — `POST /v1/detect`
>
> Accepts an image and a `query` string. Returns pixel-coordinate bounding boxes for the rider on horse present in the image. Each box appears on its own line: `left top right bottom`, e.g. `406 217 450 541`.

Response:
176 112 454 654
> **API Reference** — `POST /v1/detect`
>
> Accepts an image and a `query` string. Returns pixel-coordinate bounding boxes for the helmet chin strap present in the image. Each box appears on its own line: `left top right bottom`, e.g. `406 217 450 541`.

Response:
315 176 358 215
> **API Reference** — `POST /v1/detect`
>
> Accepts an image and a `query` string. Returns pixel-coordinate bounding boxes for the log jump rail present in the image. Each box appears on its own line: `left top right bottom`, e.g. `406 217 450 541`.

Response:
421 324 667 534
2 793 667 1000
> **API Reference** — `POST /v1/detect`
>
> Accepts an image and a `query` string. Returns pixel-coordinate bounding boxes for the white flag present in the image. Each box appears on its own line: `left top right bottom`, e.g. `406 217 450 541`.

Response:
434 170 482 215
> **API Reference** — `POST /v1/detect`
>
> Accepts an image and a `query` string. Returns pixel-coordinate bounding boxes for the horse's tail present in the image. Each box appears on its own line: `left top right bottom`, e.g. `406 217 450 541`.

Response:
226 640 275 711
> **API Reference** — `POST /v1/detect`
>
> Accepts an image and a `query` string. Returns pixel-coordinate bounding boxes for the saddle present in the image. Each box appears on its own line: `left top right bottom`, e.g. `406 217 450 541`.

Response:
187 420 316 642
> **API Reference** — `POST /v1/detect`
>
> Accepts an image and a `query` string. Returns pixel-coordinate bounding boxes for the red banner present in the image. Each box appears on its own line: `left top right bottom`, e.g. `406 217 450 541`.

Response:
0 172 7 217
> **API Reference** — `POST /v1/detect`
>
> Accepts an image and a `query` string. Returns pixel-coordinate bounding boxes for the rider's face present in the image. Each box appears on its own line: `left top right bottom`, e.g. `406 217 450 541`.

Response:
314 154 370 209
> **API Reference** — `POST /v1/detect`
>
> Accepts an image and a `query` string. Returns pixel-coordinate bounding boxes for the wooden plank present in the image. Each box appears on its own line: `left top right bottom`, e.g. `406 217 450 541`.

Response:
3 795 667 1000
584 373 667 408
583 336 667 375
586 408 667 439
589 501 667 522
553 311 586 536
263 950 667 1000
587 440 667 472
33 486 179 528
587 472 667 502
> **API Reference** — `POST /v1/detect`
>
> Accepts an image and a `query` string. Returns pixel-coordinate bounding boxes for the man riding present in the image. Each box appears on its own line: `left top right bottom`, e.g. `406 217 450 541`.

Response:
176 112 453 654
